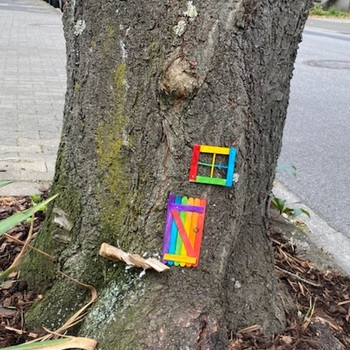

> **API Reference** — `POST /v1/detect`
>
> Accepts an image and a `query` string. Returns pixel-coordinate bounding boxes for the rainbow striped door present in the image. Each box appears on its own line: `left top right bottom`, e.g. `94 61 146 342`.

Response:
162 194 206 267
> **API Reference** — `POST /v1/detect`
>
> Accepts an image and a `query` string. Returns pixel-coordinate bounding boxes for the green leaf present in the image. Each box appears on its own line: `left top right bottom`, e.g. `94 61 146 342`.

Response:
276 163 297 177
0 194 59 236
30 194 42 204
283 207 294 214
1 337 97 349
301 208 311 218
270 195 286 213
1 338 70 350
0 181 12 188
292 207 311 219
0 266 17 282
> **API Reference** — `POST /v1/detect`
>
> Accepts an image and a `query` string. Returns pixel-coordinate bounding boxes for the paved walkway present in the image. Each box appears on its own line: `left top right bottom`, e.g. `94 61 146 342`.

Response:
0 0 65 195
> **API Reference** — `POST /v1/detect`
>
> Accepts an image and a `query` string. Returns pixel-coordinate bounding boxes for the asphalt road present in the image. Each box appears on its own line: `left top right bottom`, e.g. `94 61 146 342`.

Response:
277 18 350 238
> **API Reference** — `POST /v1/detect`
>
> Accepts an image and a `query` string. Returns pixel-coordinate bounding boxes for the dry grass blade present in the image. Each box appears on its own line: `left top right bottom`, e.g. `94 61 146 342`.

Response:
3 233 55 260
314 315 343 332
237 324 261 334
0 212 35 281
3 337 97 350
8 212 34 269
28 272 97 344
53 271 97 336
41 337 97 350
302 297 316 330
276 244 310 270
4 326 38 338
275 266 321 287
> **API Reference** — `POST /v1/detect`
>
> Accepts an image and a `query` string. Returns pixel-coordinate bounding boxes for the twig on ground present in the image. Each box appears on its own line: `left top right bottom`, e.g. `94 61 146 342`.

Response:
275 265 321 287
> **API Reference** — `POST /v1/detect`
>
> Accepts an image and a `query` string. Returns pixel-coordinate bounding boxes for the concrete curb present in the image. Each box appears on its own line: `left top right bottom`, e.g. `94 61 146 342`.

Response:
273 181 350 276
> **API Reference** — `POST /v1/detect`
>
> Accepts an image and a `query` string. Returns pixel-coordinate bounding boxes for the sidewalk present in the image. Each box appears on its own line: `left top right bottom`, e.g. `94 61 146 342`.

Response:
0 0 65 196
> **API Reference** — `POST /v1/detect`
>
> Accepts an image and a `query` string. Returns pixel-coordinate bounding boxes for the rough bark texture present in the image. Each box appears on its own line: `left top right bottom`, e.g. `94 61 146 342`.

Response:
22 0 311 349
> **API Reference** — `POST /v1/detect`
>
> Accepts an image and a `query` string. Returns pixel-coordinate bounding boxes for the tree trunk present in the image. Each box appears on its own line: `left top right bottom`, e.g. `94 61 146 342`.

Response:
22 0 311 348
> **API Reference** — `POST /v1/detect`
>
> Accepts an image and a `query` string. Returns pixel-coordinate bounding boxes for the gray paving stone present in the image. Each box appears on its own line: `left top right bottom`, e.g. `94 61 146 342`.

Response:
17 152 52 161
46 161 56 174
0 181 51 196
17 116 38 124
17 130 40 138
0 169 20 181
0 138 18 146
0 153 19 160
10 160 47 173
0 0 65 195
18 123 42 133
17 137 41 147
20 170 52 181
1 145 43 154
39 130 59 139
42 145 59 155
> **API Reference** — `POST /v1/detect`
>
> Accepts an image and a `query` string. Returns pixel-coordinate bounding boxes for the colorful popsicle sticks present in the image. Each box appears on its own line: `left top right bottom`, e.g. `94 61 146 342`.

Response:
162 194 206 267
189 144 237 187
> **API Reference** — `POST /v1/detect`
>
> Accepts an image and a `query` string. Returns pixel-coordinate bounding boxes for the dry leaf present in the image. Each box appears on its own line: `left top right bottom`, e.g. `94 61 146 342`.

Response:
18 337 97 350
280 335 293 345
99 243 169 272
0 306 17 317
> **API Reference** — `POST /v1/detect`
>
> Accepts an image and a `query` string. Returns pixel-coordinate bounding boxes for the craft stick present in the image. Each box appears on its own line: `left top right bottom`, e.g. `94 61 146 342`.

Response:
180 197 193 266
195 176 226 186
226 147 237 187
210 152 216 177
171 209 196 257
163 254 197 264
198 162 228 169
193 198 206 267
168 195 181 265
186 197 200 267
169 203 204 213
174 196 187 266
179 197 190 266
200 145 230 154
162 194 175 263
189 144 200 181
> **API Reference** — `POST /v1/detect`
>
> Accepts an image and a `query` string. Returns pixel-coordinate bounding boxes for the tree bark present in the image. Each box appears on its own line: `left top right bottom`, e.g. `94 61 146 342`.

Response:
22 0 311 348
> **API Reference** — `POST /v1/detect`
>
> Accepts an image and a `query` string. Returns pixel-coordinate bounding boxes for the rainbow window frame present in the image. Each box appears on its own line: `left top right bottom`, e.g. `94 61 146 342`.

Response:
189 144 237 187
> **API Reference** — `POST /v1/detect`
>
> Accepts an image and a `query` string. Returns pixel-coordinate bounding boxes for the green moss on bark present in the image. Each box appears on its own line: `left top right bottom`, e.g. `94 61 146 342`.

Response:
20 210 57 287
21 156 81 287
96 64 133 245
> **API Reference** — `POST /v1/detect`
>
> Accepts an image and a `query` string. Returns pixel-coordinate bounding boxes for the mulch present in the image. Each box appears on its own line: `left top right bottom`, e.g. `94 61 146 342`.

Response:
0 196 47 347
228 229 350 349
1 196 350 349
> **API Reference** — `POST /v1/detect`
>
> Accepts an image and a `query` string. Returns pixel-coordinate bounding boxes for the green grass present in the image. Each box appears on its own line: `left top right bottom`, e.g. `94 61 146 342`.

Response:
310 5 350 18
